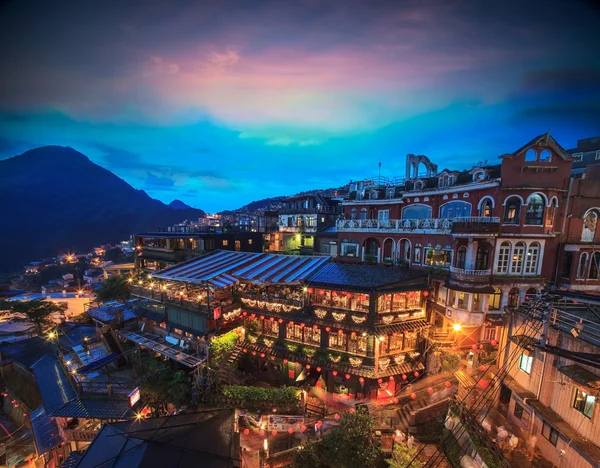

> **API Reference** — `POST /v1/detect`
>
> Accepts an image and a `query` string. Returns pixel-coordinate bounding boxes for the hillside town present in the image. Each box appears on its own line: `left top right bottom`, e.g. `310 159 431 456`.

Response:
0 134 599 467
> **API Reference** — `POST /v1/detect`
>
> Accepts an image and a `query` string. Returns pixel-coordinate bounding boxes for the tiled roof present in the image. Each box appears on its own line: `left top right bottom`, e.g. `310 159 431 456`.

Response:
51 398 133 419
306 263 428 291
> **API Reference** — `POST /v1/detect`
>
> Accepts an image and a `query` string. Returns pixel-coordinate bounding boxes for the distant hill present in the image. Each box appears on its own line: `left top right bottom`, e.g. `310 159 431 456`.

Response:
168 199 193 210
228 186 349 213
0 146 205 274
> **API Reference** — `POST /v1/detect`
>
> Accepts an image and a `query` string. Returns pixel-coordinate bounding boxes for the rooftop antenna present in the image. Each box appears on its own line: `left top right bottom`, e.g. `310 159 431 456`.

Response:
378 162 381 181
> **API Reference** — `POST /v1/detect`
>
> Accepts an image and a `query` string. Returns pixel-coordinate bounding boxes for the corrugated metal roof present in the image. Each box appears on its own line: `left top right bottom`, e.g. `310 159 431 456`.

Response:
30 406 63 456
153 250 331 286
307 263 428 290
32 355 78 414
51 398 133 419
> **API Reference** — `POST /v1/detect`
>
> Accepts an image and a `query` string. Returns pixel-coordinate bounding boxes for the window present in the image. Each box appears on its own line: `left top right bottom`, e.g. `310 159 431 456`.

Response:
562 252 573 278
504 197 521 224
440 201 471 218
360 208 367 220
437 286 447 305
479 198 493 217
546 198 557 226
286 323 304 342
589 252 600 279
509 288 520 307
525 288 537 301
457 291 466 308
473 171 486 182
525 149 537 161
402 204 432 219
596 150 600 161
456 246 467 269
577 253 589 279
264 319 279 337
519 353 533 374
582 210 598 242
348 335 367 355
304 327 321 346
475 245 490 270
497 242 511 274
329 332 347 351
489 288 502 310
414 181 424 190
574 389 596 418
542 422 559 446
525 194 545 225
524 242 540 274
483 327 496 341
414 247 421 264
399 239 411 261
514 402 531 425
511 242 526 274
340 243 359 257
248 239 253 245
378 210 390 224
439 174 449 187
370 190 378 200
350 208 357 220
572 152 583 161
539 149 551 162
425 249 452 267
222 240 229 246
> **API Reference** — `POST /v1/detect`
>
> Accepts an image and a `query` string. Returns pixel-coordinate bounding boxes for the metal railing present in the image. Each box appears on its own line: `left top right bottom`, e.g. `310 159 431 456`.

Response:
278 225 317 233
449 266 492 276
337 218 452 233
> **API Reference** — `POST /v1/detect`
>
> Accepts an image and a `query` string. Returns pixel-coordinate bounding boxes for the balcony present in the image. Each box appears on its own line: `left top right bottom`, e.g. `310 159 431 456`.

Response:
239 294 303 313
449 266 491 276
279 206 339 215
336 218 452 234
278 225 317 233
449 308 485 326
60 427 98 442
451 217 500 237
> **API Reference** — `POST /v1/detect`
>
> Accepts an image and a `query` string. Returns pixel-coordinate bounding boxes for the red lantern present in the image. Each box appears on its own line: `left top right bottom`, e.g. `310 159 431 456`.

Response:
250 313 256 318
273 407 277 413
411 392 417 399
345 373 351 379
242 311 247 316
350 408 356 414
338 329 343 335
319 290 325 295
260 353 265 358
325 327 331 332
289 321 294 325
414 371 419 377
445 381 452 388
491 340 497 346
351 331 356 336
389 376 395 381
270 356 275 361
308 288 313 294
378 378 383 384
301 323 305 328
334 413 340 420
423 291 429 297
393 398 399 404
317 420 323 427
333 370 338 376
359 377 365 384
402 374 407 380
306 364 311 369
313 324 318 329
428 387 434 394
278 318 283 323
243 428 250 435
252 351 257 356
479 365 487 372
392 332 398 336
472 344 478 350
269 317 274 322
259 429 265 436
332 292 337 297
288 427 294 434
260 315 265 320
317 367 322 372
243 348 248 353
283 359 288 364
272 430 277 436
301 425 307 432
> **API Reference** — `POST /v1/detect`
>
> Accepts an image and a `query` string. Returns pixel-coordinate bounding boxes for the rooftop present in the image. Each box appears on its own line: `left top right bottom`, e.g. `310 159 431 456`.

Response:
0 336 57 369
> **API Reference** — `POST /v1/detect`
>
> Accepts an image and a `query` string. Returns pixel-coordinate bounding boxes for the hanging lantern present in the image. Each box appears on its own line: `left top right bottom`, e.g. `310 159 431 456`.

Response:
316 420 323 428
272 430 277 436
411 392 417 399
334 413 340 420
273 408 277 413
479 365 487 372
301 323 305 328
332 292 338 297
491 340 497 346
252 351 257 356
242 312 247 316
325 327 331 332
332 370 338 376
351 331 356 336
317 367 322 372
283 359 288 364
428 387 434 394
414 371 419 377
260 353 265 358
301 425 307 432
260 315 265 320
306 365 311 369
270 356 275 361
350 408 356 414
243 348 248 353
359 377 365 384
389 376 395 381
278 318 283 323
319 290 325 295
250 313 256 318
259 429 265 436
393 398 399 404
378 378 383 384
345 373 351 379
338 329 343 335
313 325 318 330
289 321 294 325
269 317 274 322
308 288 313 294
288 427 294 434
243 428 250 435
445 381 452 388
392 332 398 336
423 291 429 297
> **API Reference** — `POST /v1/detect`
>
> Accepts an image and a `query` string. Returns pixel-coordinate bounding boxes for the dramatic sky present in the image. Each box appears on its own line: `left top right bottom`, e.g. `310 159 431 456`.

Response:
1 0 599 212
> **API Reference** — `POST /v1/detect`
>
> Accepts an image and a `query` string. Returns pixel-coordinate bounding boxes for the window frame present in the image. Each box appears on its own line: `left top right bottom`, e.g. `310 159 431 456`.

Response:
542 422 559 446
503 197 521 224
573 388 595 419
519 352 533 374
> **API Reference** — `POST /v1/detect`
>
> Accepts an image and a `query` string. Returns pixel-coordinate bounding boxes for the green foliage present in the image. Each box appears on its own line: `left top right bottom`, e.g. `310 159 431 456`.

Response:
135 353 191 415
441 428 463 468
103 247 125 263
210 330 239 366
0 299 66 334
387 443 425 468
222 385 300 409
470 435 501 468
95 275 131 302
292 442 326 468
441 352 461 372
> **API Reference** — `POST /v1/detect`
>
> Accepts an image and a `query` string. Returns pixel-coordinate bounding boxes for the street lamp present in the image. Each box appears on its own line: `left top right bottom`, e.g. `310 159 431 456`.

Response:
453 323 462 332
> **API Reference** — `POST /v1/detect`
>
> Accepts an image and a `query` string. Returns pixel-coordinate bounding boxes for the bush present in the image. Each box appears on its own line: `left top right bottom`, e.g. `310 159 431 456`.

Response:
222 385 300 409
441 352 461 372
210 331 239 366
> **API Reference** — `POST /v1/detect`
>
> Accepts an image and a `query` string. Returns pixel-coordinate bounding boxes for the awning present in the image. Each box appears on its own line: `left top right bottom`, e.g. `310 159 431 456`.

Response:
443 282 495 294
558 365 600 389
77 353 121 374
376 319 430 335
208 273 238 289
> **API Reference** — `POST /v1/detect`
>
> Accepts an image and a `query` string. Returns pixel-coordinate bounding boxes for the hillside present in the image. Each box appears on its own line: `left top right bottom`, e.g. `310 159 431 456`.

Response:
0 146 205 273
230 186 349 213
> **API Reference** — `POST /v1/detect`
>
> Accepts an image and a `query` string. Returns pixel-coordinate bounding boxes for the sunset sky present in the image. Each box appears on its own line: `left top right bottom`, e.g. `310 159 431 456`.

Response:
1 0 599 211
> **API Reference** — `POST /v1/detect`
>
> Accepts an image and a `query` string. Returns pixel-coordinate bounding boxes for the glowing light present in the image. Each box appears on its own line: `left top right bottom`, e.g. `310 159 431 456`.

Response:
453 323 462 331
243 428 250 435
136 413 143 420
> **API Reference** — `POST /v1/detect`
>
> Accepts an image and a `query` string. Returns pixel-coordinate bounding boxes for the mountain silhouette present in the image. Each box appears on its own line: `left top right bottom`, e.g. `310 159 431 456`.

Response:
0 146 205 274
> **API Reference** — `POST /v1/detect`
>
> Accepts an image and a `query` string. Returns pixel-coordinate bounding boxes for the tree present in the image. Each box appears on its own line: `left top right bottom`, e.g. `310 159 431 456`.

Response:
95 275 131 302
103 247 124 263
292 411 384 468
387 443 425 468
292 442 326 468
0 300 66 335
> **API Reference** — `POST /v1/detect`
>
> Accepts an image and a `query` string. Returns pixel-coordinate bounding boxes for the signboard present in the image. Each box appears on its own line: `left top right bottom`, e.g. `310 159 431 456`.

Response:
129 387 141 407
213 306 222 320
266 415 305 433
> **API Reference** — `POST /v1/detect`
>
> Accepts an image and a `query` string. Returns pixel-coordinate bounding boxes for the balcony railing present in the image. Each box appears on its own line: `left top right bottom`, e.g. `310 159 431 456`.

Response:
278 225 317 233
337 218 452 234
451 308 485 326
240 294 303 311
451 217 500 235
279 206 339 214
60 427 98 442
449 266 492 276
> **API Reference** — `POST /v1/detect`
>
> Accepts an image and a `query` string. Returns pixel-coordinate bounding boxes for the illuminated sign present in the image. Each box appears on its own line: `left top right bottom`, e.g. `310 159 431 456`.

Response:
129 387 141 407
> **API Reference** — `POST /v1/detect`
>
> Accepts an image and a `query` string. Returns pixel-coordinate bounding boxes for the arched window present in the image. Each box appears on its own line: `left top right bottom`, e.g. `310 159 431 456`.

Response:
489 288 502 310
525 149 537 162
296 216 303 227
546 198 558 226
475 245 490 270
370 190 378 200
439 174 449 187
524 242 540 275
504 197 521 224
497 241 511 274
589 252 600 279
473 171 486 182
456 246 467 269
508 288 520 307
539 149 551 162
399 239 411 262
440 201 471 218
577 253 589 279
510 242 526 274
561 252 573 278
350 208 357 220
414 181 424 190
360 208 367 220
402 204 432 219
525 288 537 301
479 198 493 217
582 210 598 242
525 194 545 225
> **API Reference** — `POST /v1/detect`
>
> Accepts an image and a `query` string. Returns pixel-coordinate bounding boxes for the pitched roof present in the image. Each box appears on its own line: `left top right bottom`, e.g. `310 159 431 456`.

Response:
306 263 428 291
509 133 572 161
32 355 78 414
0 336 56 369
51 398 133 419
30 406 63 456
76 409 240 468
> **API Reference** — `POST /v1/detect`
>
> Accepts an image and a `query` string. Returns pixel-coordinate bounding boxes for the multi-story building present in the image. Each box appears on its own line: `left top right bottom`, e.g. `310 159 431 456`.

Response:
265 194 342 255
569 136 600 177
123 250 430 401
337 134 576 349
